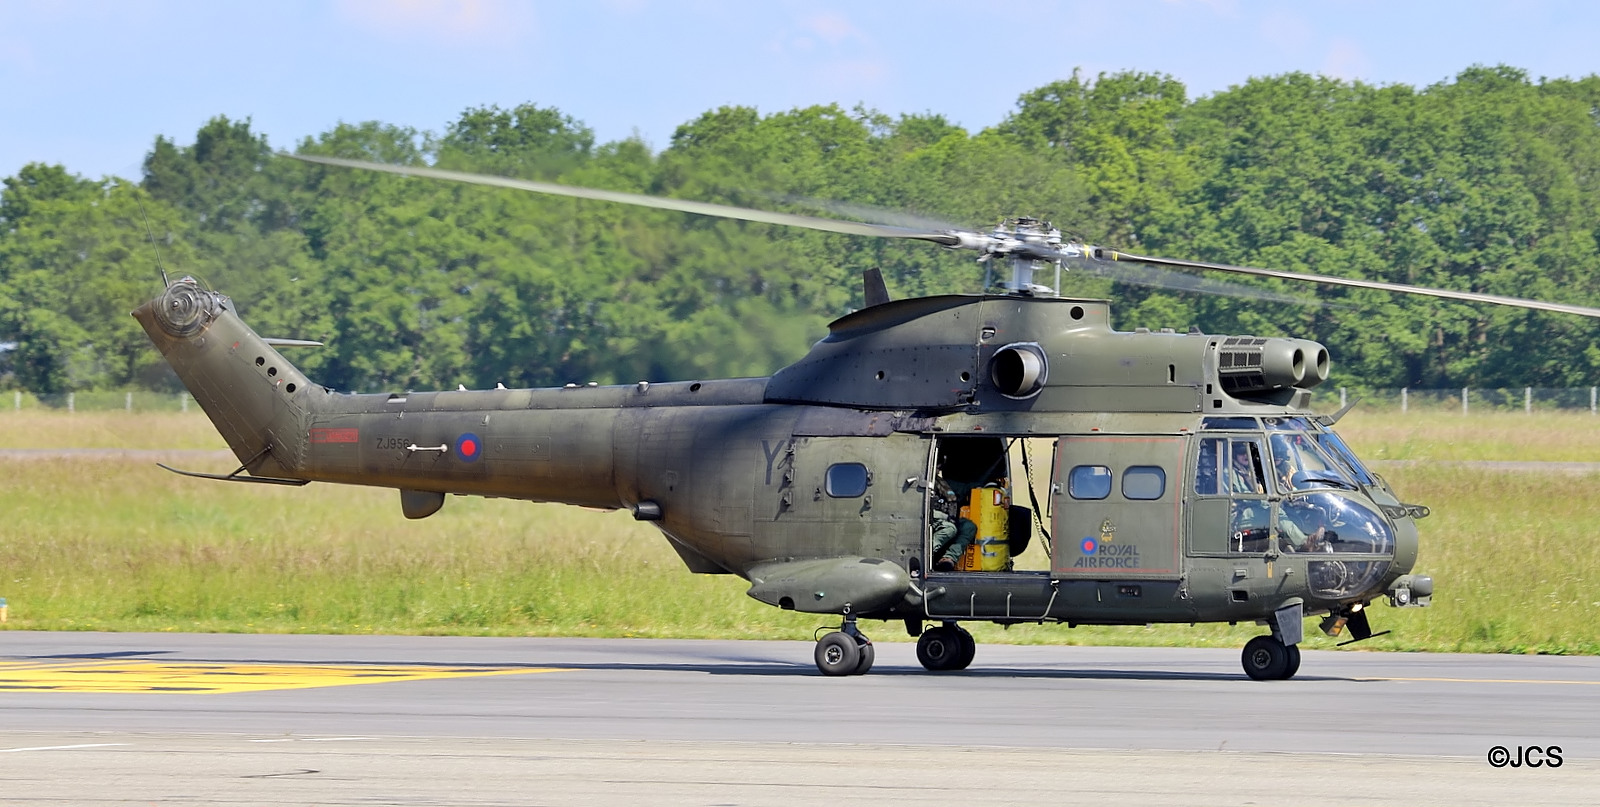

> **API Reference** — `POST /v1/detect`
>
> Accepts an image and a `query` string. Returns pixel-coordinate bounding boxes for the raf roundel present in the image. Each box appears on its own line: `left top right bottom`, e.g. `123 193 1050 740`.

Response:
1080 537 1098 555
455 432 482 463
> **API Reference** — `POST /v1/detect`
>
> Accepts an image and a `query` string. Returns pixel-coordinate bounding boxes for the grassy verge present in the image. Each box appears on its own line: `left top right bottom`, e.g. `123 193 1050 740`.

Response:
1334 408 1600 462
0 455 818 639
1 410 1596 653
0 411 226 450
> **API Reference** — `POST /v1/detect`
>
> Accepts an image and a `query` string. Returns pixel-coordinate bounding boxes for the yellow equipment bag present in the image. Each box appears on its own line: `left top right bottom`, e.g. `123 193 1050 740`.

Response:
957 486 1011 571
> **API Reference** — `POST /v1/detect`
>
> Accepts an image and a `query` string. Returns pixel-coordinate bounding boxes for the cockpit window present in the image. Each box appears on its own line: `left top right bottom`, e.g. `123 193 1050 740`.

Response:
1201 417 1258 430
1195 436 1267 495
1268 432 1356 493
1277 491 1394 555
1312 430 1376 486
1263 416 1312 431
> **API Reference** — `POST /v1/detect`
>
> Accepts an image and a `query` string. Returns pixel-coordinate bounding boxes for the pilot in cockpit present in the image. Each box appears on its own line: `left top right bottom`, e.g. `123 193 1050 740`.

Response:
1230 443 1264 494
1278 496 1335 552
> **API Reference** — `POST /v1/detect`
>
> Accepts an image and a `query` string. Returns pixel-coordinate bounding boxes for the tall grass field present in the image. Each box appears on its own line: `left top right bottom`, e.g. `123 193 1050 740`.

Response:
2 409 1597 653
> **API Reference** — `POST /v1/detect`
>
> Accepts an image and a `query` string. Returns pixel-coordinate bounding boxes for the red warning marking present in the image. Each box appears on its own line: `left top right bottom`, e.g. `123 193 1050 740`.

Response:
310 428 359 444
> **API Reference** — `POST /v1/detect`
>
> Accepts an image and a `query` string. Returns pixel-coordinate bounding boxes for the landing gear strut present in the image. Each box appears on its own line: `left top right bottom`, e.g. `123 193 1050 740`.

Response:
814 608 874 676
916 622 975 671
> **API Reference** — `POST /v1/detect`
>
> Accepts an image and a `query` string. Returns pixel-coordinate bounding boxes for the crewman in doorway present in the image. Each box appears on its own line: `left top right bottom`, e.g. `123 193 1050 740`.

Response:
931 471 978 572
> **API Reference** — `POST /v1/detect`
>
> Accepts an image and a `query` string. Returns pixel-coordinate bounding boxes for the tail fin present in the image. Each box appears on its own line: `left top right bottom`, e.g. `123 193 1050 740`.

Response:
132 278 314 478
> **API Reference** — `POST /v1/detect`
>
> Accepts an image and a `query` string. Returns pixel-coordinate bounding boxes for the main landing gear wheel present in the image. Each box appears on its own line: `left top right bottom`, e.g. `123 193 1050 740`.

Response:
1241 635 1299 681
916 624 975 671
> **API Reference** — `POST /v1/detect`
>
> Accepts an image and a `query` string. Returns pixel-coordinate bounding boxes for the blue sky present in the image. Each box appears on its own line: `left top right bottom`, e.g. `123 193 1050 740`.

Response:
5 0 1600 182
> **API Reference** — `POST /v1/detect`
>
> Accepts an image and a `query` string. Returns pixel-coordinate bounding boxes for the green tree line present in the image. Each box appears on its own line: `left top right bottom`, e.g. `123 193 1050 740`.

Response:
4 65 1600 395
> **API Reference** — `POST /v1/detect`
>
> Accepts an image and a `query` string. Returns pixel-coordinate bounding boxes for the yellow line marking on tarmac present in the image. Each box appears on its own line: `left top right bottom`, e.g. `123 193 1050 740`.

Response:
1357 676 1600 686
0 660 562 694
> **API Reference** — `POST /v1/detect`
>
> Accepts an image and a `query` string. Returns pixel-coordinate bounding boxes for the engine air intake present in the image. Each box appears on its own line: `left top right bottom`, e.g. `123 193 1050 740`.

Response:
991 343 1047 398
1217 336 1328 395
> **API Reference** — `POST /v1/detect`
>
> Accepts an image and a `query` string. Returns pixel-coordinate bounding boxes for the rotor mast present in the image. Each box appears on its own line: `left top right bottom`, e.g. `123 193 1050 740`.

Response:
950 217 1084 297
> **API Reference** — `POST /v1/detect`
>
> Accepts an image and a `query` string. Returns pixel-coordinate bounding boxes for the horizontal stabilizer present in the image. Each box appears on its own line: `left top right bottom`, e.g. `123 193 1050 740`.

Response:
157 462 310 486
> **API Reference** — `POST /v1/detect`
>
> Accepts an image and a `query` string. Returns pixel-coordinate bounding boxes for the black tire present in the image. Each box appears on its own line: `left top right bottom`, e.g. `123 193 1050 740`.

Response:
951 626 976 671
1282 643 1301 680
853 642 876 675
1241 635 1290 681
916 626 963 671
815 631 861 676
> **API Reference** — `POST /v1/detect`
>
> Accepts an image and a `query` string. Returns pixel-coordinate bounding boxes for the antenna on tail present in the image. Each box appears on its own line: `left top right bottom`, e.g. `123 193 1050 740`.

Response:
132 188 171 287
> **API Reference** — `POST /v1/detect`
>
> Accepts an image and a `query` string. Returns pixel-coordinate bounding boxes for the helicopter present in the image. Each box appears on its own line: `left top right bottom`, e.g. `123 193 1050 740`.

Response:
133 152 1600 679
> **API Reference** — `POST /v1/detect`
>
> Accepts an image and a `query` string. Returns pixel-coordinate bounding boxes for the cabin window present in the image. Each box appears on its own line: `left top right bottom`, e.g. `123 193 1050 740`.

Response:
825 463 869 498
1123 466 1166 500
1068 465 1112 500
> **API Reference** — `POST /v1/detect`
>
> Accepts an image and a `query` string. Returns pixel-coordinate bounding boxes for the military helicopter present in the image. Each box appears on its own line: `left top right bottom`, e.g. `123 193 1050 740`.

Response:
134 153 1600 679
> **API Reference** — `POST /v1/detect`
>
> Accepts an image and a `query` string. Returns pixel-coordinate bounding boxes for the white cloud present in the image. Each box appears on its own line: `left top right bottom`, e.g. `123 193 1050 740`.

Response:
1159 0 1241 17
333 0 537 46
803 11 865 46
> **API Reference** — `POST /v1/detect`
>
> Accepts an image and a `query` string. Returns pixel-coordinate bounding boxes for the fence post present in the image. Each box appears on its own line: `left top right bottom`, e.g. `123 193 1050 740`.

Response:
1462 387 1468 416
125 391 133 412
180 393 189 413
1401 387 1408 414
12 390 18 411
67 392 74 413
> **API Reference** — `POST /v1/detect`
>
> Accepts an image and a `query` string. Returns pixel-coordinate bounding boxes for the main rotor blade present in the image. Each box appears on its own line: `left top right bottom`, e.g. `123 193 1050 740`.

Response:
764 193 970 234
1074 260 1324 307
1095 248 1600 319
285 153 961 246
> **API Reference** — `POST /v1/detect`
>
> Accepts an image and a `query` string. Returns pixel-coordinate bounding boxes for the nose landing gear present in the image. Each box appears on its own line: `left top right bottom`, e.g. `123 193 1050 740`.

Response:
815 608 875 676
1241 634 1300 680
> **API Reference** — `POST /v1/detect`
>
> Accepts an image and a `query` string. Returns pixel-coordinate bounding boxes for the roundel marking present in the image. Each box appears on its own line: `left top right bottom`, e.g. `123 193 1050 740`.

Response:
1080 537 1098 555
456 432 482 462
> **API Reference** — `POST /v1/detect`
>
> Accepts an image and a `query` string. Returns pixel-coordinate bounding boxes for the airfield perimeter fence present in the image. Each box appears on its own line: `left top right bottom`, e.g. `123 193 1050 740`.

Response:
3 390 194 413
7 387 1600 415
1309 387 1600 415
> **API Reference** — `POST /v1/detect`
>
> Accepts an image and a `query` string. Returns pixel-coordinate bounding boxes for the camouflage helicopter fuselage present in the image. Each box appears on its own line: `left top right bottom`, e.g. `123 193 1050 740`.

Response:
135 278 1430 677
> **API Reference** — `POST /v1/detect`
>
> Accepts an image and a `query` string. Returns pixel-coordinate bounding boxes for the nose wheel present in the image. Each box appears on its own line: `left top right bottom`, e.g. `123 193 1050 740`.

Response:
916 623 975 671
1241 635 1300 680
814 609 875 676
